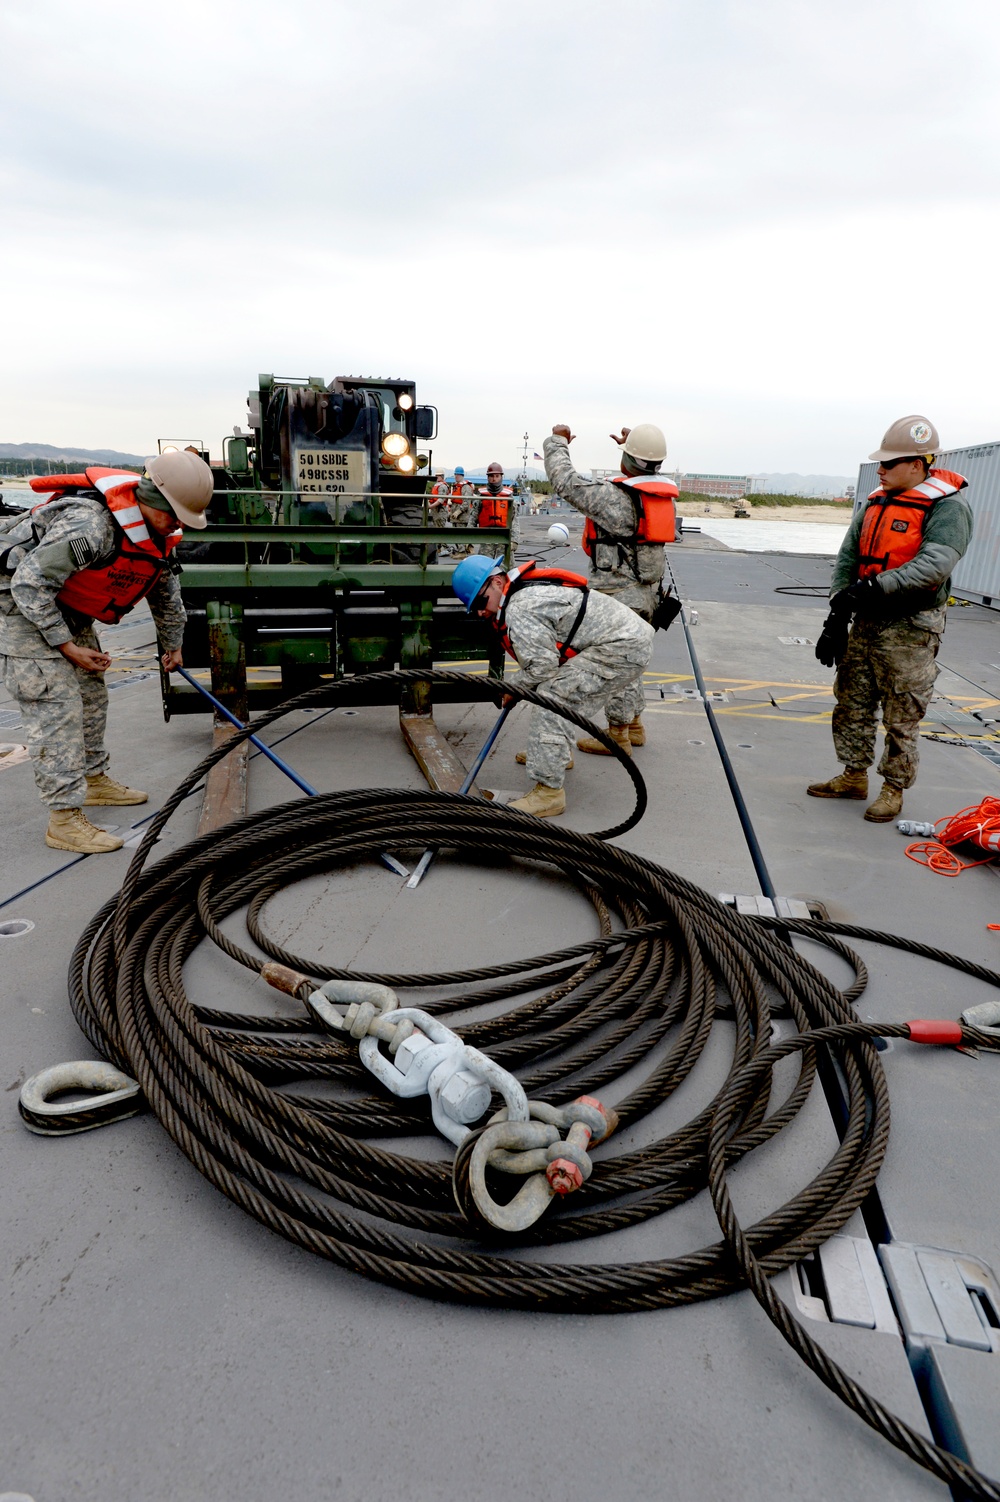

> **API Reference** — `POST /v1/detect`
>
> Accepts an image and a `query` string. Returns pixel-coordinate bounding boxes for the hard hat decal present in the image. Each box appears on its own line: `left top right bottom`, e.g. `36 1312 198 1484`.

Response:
910 422 932 445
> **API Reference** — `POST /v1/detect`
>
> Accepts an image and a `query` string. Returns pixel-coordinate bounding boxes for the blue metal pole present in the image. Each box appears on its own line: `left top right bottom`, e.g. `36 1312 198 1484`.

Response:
177 667 318 795
458 704 512 794
176 667 409 877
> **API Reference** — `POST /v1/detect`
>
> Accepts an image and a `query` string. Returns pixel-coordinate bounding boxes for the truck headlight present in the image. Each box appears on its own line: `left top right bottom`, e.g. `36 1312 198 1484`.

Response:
396 454 416 473
397 392 414 411
382 432 409 458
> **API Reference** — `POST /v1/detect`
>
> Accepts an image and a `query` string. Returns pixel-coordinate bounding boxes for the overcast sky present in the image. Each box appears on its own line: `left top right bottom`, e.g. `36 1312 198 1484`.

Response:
3 0 999 477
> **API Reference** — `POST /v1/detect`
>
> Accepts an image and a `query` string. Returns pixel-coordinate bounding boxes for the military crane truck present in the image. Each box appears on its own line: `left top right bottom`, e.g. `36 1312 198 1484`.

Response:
160 373 508 732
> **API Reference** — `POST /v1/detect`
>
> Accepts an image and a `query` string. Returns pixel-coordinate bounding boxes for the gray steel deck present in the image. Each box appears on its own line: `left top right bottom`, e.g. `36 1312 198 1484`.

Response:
3 518 998 1500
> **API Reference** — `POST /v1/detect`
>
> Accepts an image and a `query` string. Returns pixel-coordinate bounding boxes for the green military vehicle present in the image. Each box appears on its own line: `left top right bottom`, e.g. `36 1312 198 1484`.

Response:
161 372 508 720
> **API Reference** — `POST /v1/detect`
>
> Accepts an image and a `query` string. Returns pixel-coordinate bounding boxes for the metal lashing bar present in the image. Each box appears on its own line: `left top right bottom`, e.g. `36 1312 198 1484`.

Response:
178 667 318 796
406 704 512 889
176 667 409 877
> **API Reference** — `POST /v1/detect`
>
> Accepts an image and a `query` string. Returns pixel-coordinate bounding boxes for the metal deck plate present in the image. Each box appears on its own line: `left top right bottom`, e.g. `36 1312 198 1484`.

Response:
4 529 998 1500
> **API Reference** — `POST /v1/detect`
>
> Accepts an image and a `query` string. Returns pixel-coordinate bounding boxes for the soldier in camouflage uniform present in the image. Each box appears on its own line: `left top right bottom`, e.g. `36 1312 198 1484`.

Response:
454 556 653 818
0 452 210 852
543 423 670 756
475 462 521 561
809 415 974 822
427 472 451 530
447 468 478 558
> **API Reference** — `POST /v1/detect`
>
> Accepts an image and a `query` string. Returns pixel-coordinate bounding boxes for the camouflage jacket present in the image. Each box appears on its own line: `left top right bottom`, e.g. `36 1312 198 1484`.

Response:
449 481 479 528
831 491 974 634
542 434 665 616
504 582 654 691
0 494 186 657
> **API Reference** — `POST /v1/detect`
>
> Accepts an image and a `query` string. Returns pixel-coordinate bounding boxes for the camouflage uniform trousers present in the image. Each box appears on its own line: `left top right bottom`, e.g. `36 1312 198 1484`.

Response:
600 594 653 725
475 524 522 560
831 618 940 789
525 634 653 790
448 491 477 557
1 623 110 807
475 535 506 560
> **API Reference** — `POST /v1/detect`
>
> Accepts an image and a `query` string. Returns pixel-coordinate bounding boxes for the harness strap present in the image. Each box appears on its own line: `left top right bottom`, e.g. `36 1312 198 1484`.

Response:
558 590 589 663
498 568 591 665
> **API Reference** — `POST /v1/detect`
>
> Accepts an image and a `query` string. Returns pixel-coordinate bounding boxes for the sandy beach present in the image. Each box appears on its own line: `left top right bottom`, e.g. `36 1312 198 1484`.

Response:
676 499 853 524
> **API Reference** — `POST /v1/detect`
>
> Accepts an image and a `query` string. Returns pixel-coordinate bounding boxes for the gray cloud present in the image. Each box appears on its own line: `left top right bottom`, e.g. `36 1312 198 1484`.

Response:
2 0 999 469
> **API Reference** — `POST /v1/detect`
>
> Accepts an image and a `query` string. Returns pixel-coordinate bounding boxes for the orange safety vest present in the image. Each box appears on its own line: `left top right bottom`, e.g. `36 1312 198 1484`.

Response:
430 481 451 506
495 560 590 663
581 473 677 559
857 468 967 579
478 486 513 528
27 467 181 624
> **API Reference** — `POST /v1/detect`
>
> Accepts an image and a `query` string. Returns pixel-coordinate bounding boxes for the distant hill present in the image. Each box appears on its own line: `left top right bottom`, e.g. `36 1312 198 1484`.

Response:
0 442 147 466
759 472 854 498
0 449 857 497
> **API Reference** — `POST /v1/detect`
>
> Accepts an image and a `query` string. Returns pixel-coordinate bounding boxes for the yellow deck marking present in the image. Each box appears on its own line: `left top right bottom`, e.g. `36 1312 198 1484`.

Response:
749 690 832 705
714 709 833 724
645 704 833 725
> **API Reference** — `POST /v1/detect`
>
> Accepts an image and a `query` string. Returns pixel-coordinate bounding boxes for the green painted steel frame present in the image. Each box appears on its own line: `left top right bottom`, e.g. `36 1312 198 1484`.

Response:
165 518 510 715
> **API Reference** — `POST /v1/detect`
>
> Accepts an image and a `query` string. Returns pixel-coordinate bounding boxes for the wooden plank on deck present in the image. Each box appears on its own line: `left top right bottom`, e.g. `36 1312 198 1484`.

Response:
399 712 482 796
197 719 249 834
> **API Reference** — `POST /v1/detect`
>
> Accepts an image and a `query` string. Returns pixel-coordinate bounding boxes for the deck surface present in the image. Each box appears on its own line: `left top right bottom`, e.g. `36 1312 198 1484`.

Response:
3 516 999 1500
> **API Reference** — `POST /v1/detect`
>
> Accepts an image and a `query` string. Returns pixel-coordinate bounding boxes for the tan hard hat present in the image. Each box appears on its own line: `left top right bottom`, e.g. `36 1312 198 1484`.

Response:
143 450 214 529
622 424 667 463
869 415 939 463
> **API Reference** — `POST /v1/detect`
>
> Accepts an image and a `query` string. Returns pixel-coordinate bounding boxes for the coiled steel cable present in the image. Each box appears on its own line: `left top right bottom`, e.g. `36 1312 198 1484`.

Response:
68 669 1000 1499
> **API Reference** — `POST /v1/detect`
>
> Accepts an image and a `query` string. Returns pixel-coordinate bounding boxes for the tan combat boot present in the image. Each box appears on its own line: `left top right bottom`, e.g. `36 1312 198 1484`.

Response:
45 809 124 853
84 773 148 806
508 783 566 818
515 750 573 769
865 782 903 823
627 715 646 746
806 768 868 799
576 724 633 757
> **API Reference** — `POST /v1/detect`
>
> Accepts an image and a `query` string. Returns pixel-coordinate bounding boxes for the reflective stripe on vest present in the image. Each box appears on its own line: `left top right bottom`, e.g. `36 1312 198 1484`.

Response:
857 467 968 579
26 469 180 624
581 473 677 560
478 486 512 528
495 561 590 663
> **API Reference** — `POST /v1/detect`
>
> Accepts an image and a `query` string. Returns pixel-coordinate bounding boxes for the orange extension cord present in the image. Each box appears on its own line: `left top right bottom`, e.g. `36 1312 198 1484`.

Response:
905 796 1000 877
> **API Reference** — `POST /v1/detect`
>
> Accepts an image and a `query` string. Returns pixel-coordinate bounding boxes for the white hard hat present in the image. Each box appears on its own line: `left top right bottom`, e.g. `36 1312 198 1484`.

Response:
143 450 214 529
622 424 667 463
547 522 570 545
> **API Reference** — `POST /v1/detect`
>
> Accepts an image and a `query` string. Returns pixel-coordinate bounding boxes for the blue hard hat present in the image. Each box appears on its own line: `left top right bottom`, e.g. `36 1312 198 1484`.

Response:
454 465 465 475
452 555 502 611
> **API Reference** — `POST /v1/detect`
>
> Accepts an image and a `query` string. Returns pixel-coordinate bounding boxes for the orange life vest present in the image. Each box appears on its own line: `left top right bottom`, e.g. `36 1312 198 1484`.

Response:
857 468 967 579
430 481 450 506
495 560 590 663
27 467 181 624
478 486 513 528
581 473 677 559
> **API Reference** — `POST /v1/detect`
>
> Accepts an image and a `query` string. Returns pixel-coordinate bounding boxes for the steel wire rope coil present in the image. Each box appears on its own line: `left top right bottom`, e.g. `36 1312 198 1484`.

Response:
66 669 1000 1498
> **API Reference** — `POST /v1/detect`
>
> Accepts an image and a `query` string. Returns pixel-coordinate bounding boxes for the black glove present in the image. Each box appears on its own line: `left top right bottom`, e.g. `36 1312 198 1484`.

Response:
815 611 849 668
650 588 682 632
839 577 887 617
